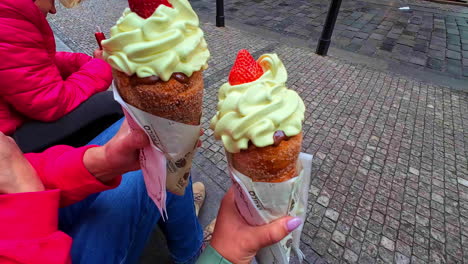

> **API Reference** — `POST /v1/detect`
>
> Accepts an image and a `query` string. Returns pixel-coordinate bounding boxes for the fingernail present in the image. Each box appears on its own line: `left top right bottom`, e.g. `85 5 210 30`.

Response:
286 217 302 232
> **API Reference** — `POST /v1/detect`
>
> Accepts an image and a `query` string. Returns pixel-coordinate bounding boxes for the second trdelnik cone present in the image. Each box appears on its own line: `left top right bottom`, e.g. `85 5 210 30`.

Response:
210 50 305 183
102 0 210 194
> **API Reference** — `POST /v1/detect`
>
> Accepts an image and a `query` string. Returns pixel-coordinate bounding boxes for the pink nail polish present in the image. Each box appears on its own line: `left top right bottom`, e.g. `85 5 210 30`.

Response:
286 217 302 232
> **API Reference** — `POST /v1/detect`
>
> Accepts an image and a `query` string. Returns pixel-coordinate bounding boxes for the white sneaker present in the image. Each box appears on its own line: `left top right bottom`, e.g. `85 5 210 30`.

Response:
193 182 205 217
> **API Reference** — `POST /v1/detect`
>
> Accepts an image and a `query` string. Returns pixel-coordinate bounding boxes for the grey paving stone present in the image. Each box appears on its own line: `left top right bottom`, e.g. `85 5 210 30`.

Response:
447 38 461 46
383 226 398 241
381 236 395 251
410 56 427 66
396 240 412 257
378 246 394 263
447 61 463 75
355 32 370 39
346 236 362 254
55 36 73 52
428 48 446 60
448 44 461 52
359 252 377 264
411 255 426 264
395 252 410 264
325 208 340 222
447 50 462 60
409 167 420 175
332 230 347 246
397 38 415 47
380 43 394 52
426 58 444 70
328 241 344 258
317 195 330 207
322 217 336 232
343 248 359 263
345 43 362 52
362 239 379 258
370 33 385 41
414 42 428 52
447 29 459 35
431 228 446 243
313 228 332 256
432 193 444 204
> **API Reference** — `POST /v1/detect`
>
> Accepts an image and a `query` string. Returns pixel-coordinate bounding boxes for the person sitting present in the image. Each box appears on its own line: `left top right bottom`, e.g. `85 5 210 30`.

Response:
0 0 123 153
0 130 302 263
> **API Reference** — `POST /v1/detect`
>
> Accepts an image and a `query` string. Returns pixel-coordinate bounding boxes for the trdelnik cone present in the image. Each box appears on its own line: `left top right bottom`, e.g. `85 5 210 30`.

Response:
101 0 210 217
210 50 311 263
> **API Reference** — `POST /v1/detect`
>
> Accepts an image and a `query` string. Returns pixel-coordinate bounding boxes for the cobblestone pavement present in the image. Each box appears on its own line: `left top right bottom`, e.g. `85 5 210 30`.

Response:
188 0 468 79
50 1 468 263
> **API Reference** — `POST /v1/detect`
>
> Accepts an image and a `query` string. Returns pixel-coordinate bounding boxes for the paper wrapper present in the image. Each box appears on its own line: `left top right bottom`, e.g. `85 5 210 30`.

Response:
113 86 200 220
230 153 313 264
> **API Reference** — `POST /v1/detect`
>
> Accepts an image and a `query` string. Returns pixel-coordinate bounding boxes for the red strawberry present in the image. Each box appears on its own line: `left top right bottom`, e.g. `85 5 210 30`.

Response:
228 49 264 85
128 0 172 19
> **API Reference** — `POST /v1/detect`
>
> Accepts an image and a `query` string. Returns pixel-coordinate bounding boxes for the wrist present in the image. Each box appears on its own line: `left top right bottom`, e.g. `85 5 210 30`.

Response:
4 179 45 194
210 236 252 264
83 146 115 184
14 183 45 194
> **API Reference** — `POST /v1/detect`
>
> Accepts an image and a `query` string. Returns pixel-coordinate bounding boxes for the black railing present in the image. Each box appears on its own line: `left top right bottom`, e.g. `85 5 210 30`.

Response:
216 0 225 27
316 0 343 56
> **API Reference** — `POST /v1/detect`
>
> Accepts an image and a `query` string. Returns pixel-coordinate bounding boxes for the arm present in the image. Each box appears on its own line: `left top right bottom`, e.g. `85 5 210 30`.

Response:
197 187 302 264
25 145 122 207
0 191 73 264
25 119 149 207
196 245 232 264
0 44 113 122
54 52 93 79
0 133 72 264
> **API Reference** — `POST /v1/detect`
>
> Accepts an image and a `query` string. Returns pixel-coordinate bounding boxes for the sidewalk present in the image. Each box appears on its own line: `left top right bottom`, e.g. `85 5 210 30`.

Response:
190 0 468 79
51 1 468 263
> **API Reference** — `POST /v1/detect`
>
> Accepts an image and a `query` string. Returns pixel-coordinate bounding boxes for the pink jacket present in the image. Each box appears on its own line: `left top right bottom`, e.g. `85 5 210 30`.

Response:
0 145 122 264
0 0 113 135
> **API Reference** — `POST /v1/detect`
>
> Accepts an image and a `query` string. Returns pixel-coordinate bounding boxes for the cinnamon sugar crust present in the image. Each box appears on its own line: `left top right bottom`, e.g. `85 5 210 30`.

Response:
114 70 204 125
231 133 302 182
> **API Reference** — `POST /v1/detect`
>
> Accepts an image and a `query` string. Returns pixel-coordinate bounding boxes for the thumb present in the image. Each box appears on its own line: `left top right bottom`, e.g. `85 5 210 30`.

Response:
255 216 302 249
120 129 149 152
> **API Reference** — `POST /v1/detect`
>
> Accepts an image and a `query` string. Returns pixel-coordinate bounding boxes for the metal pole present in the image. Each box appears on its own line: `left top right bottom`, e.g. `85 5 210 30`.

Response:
316 0 343 56
216 0 225 27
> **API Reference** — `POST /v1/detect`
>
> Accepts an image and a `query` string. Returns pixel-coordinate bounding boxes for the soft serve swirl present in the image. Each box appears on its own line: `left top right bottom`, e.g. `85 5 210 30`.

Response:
102 0 210 81
210 54 305 153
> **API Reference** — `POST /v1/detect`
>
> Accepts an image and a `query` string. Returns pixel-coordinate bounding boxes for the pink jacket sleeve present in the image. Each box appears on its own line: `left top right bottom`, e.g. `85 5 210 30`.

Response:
0 190 72 264
0 146 122 263
0 52 113 122
0 0 113 122
54 52 93 79
25 145 122 207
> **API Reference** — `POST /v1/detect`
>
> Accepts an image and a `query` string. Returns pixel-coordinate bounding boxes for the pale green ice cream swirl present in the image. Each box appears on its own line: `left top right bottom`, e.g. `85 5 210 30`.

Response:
210 54 305 153
102 0 210 81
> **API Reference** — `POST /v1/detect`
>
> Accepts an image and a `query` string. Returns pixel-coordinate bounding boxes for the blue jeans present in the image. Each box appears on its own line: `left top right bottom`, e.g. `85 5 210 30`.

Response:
58 118 203 264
